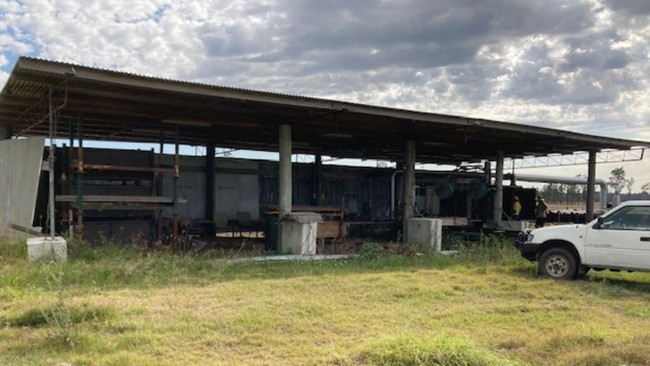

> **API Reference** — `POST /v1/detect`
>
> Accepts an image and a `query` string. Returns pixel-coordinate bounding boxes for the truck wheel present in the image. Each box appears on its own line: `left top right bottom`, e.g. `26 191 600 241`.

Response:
538 248 578 280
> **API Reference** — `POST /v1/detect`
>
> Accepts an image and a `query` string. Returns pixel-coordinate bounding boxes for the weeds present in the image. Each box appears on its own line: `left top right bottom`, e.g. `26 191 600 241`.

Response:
455 234 519 265
359 242 384 259
355 334 521 366
441 231 465 251
0 236 27 263
41 267 75 347
2 263 114 350
7 304 112 328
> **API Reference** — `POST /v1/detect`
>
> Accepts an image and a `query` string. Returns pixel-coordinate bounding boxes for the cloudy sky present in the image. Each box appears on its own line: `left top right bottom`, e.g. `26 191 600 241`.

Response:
1 0 649 190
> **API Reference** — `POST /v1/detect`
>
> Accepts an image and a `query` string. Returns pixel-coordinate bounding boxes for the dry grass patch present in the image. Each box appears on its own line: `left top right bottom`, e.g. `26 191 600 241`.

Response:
348 334 522 366
2 238 650 365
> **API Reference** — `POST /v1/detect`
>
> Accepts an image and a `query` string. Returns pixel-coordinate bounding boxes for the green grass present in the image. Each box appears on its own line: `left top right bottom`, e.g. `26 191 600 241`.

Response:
2 236 650 365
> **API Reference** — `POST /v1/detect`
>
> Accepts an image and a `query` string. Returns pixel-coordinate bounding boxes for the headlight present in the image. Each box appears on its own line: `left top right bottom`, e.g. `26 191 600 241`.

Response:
516 231 533 243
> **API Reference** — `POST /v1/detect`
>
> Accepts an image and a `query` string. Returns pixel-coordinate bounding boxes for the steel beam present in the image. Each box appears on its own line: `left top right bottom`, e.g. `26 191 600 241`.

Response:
587 151 597 221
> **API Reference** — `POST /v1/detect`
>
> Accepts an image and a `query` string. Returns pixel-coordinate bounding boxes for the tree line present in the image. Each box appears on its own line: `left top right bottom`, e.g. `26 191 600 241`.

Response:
537 167 648 204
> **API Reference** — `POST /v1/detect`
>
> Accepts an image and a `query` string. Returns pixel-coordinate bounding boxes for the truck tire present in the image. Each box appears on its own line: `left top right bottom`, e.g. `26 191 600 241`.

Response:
538 248 578 280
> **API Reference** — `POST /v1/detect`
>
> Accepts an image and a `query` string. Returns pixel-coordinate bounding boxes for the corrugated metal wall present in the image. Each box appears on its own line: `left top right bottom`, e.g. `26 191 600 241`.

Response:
0 142 492 242
215 158 260 220
0 137 45 236
260 162 393 220
162 155 260 221
162 154 206 220
55 146 481 230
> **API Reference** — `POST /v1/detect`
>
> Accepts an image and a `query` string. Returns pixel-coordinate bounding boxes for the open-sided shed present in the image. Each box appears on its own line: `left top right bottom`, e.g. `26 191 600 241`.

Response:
1 57 647 163
0 57 648 244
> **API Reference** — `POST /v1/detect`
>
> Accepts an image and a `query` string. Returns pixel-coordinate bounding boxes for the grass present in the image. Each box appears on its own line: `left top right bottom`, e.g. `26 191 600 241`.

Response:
2 236 650 365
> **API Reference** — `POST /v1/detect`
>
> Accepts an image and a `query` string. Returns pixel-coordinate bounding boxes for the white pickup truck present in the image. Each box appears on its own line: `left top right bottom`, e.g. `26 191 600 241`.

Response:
515 200 650 279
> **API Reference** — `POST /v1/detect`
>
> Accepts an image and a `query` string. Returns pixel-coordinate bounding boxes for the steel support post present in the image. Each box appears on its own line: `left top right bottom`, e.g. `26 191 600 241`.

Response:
172 129 180 248
492 151 504 227
586 150 597 221
313 153 322 206
76 116 84 238
48 87 55 239
205 143 216 236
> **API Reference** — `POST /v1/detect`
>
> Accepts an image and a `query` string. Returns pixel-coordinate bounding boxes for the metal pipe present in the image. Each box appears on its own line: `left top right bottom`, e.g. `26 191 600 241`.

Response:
511 173 608 209
205 143 215 236
76 116 84 237
48 87 55 239
172 129 180 248
157 130 164 240
314 153 322 206
493 151 504 226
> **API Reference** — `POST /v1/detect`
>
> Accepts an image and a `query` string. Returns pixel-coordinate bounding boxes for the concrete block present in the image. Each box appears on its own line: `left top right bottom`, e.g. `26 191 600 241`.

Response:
279 221 318 255
26 237 68 262
407 218 442 252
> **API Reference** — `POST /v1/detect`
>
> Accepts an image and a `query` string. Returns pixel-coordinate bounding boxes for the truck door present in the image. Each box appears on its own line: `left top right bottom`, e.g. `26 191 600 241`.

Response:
584 205 650 270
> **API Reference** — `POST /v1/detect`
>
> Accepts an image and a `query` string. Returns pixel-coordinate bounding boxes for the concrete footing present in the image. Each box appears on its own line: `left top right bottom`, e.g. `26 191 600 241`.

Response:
27 237 68 262
280 221 318 255
407 218 442 252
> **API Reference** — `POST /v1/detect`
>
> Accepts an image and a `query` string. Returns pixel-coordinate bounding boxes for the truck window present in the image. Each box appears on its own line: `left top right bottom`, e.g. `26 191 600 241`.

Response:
601 206 650 231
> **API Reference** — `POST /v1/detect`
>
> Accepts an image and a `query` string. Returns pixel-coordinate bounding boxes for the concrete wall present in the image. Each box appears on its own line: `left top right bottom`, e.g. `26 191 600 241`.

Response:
0 137 45 237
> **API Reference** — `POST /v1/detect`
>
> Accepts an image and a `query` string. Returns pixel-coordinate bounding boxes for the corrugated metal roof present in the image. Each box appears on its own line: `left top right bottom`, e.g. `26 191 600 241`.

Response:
0 56 647 165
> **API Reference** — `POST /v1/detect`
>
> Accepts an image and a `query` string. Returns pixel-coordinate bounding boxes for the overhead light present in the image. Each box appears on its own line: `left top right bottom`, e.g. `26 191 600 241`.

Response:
323 133 353 139
161 118 211 127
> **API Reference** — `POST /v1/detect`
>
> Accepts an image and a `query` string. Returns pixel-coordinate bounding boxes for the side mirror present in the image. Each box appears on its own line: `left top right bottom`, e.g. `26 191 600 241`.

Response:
594 216 604 229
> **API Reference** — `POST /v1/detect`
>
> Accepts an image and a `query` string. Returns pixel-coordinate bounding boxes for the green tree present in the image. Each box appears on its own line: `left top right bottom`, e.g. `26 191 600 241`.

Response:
626 177 635 194
641 182 650 197
565 182 580 204
540 183 563 203
608 167 633 193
